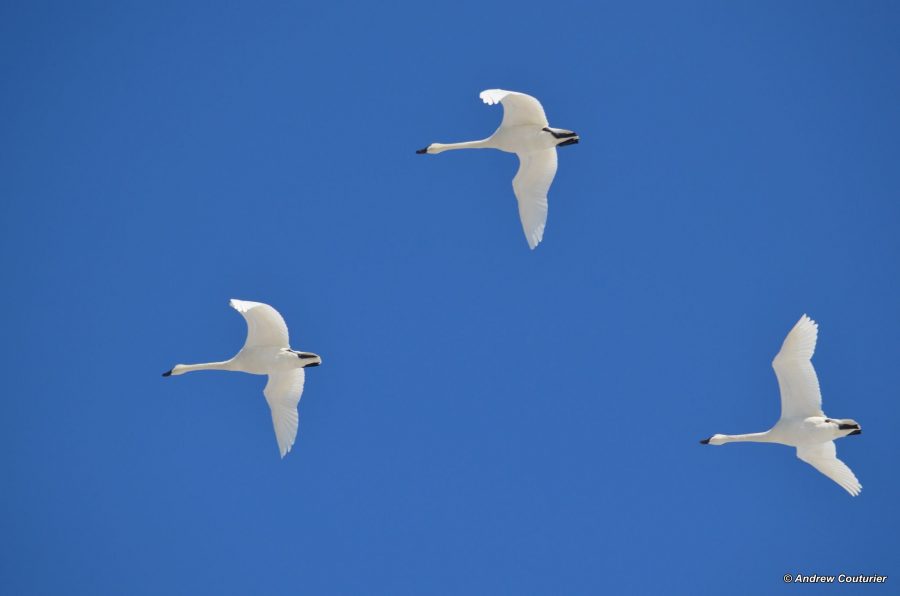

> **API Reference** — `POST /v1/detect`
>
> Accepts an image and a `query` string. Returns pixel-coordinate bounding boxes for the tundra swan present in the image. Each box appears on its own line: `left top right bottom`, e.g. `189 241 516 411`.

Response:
417 89 579 250
700 315 862 496
163 299 322 458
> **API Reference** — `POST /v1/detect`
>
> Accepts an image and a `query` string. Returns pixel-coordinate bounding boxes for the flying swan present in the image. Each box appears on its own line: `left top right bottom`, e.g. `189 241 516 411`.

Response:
700 315 863 496
162 299 322 458
417 89 579 250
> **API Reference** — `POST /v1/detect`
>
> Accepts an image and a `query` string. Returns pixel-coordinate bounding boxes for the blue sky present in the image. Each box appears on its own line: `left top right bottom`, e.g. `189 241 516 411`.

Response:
2 1 899 593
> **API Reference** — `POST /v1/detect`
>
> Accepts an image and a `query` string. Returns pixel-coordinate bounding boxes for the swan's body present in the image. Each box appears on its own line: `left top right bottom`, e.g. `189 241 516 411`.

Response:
163 299 321 458
417 89 579 250
700 315 863 496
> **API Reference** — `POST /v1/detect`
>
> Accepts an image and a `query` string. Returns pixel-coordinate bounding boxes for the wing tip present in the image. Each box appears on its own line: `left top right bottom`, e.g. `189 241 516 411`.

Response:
230 298 270 315
524 223 545 250
799 313 818 330
277 437 294 459
479 88 507 105
842 479 862 497
774 313 820 365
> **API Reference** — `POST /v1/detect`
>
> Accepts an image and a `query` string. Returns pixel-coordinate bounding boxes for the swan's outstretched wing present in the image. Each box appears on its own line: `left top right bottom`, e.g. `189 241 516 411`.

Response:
513 149 557 250
230 299 290 349
796 441 861 496
264 369 305 458
480 89 549 128
772 314 824 419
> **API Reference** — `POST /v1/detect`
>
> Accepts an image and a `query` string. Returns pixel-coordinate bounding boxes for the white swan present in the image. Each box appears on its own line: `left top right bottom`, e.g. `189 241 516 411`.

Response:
163 299 322 458
417 89 579 250
700 315 863 496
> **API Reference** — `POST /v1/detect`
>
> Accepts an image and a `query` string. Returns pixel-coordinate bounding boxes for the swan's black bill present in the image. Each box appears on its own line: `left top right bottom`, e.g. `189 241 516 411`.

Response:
557 138 579 147
699 437 711 444
162 369 172 377
416 147 429 154
849 429 862 436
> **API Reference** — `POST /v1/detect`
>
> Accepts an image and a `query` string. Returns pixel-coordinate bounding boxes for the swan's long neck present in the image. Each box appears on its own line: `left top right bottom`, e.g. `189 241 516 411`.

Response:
172 360 234 375
430 139 493 153
716 431 774 444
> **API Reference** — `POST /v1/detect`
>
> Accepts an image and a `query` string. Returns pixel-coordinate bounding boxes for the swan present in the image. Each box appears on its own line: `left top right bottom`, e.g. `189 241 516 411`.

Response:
417 89 579 250
700 315 863 496
162 299 322 458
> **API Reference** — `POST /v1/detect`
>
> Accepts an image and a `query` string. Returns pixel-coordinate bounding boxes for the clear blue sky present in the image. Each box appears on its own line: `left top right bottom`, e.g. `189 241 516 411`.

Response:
2 1 898 594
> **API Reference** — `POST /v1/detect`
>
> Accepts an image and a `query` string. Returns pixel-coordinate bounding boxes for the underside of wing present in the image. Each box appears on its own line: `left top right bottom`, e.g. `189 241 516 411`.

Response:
796 441 862 496
263 369 306 458
230 299 290 349
512 149 557 249
480 89 549 128
772 314 823 419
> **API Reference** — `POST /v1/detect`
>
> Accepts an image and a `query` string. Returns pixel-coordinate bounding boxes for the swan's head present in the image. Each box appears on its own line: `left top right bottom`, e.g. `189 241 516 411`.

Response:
162 365 188 377
297 352 322 368
416 143 447 155
700 434 727 446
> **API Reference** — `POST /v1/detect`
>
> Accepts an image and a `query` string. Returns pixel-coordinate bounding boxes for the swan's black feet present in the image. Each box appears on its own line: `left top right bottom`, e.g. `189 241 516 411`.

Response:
543 127 579 139
557 138 579 147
